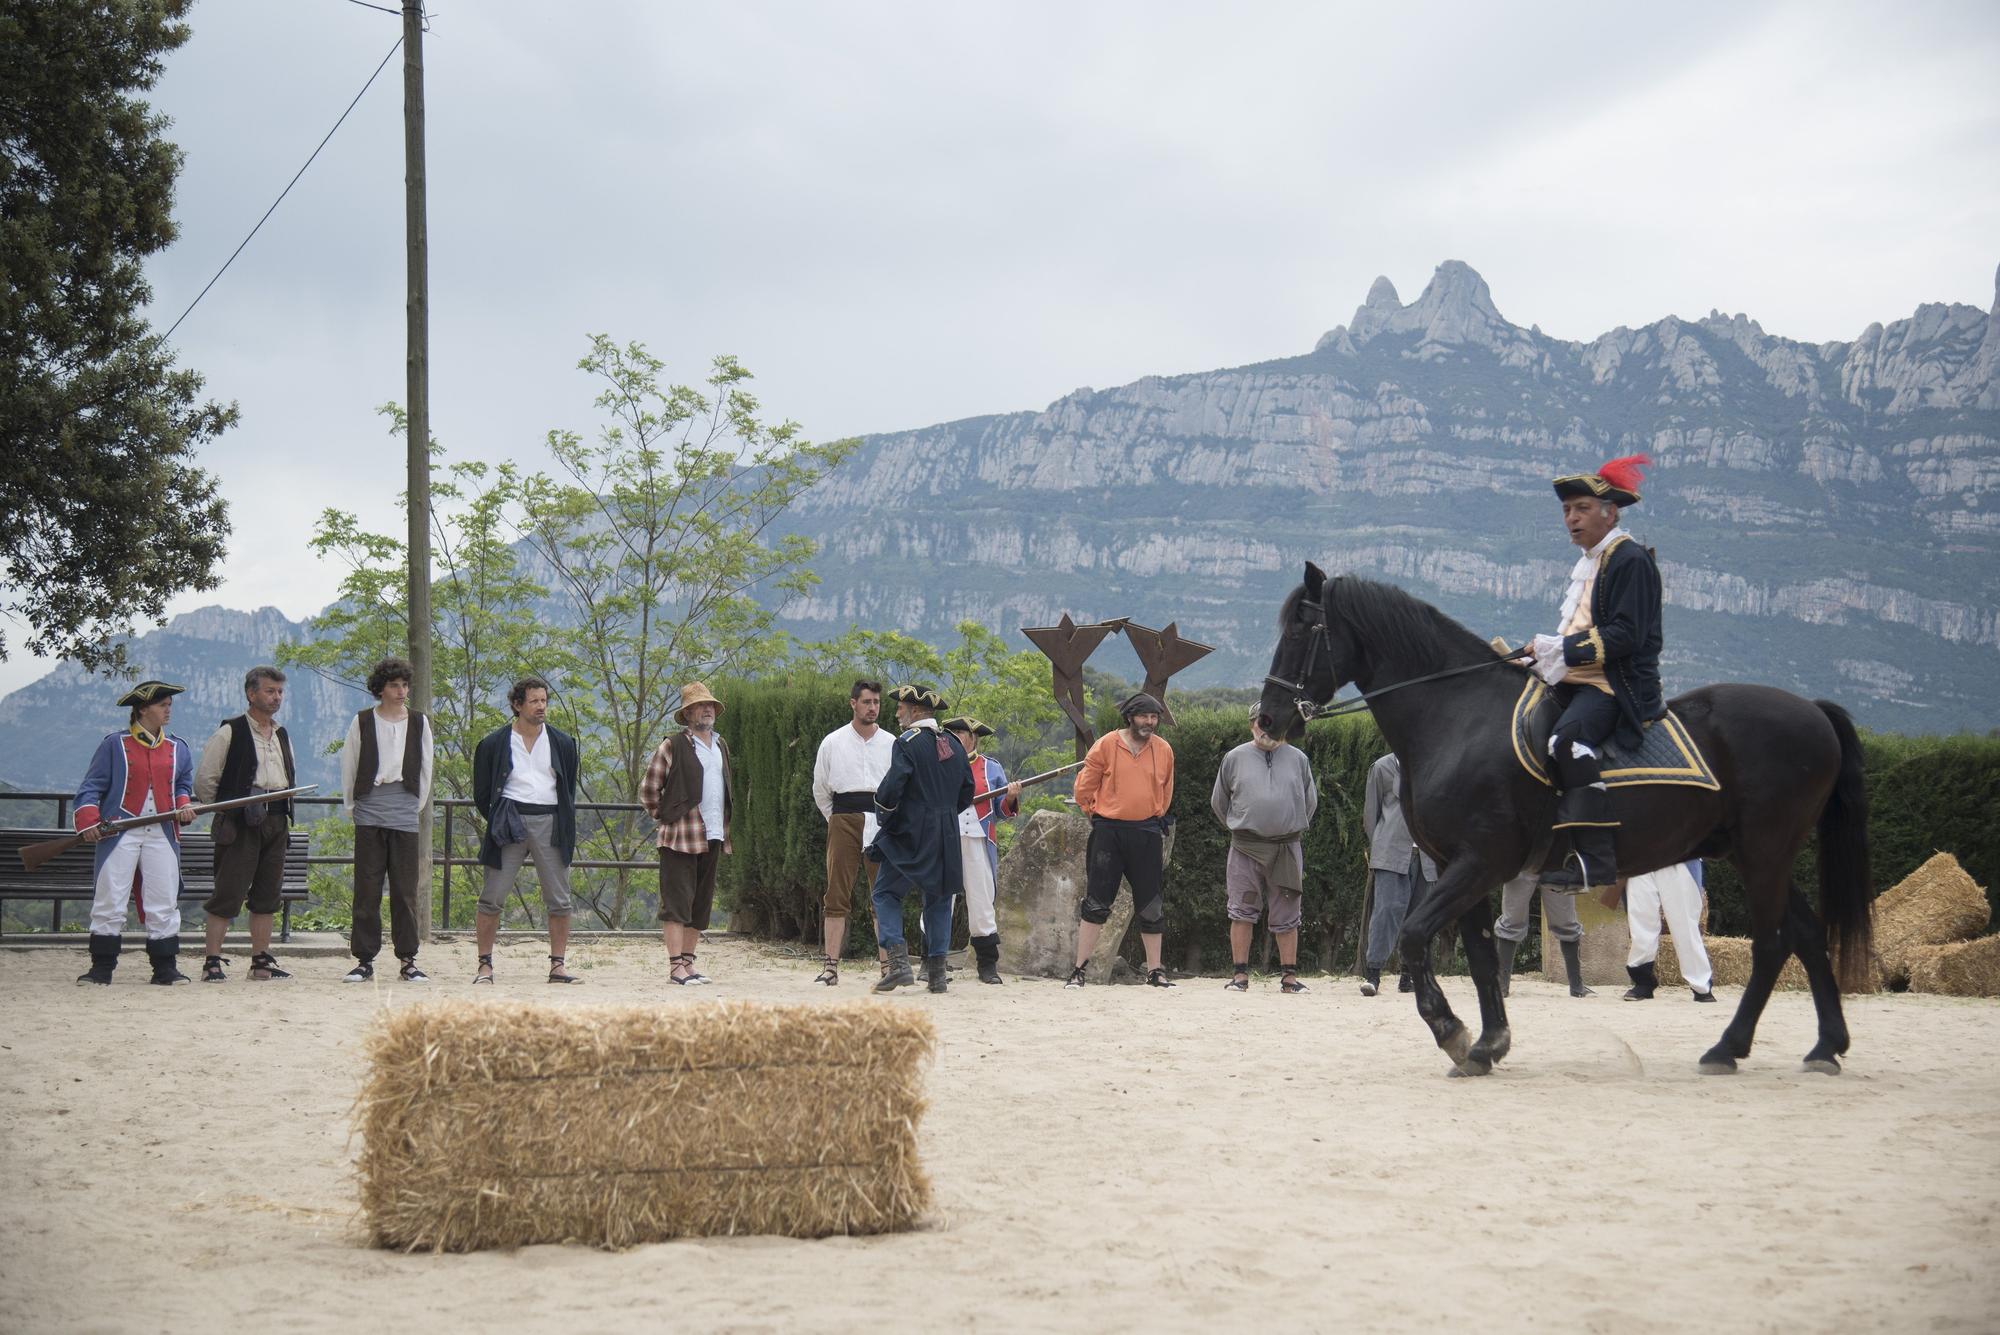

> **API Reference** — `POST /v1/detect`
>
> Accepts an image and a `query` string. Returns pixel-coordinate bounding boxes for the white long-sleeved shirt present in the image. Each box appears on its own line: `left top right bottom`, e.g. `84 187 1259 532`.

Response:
340 708 435 815
810 723 895 819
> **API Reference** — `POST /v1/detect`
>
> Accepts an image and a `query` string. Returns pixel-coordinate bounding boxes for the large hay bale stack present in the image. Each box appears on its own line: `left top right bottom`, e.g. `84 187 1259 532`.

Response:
1905 936 2000 997
356 1000 934 1252
1873 853 1990 989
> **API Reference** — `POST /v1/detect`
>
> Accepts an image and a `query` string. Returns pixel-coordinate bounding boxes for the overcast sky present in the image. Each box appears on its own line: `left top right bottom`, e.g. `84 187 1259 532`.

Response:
6 0 1998 697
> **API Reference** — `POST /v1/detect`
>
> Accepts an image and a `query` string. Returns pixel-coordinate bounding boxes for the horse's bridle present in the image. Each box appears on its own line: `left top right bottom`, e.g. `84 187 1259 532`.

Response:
1266 595 1531 723
1263 601 1333 720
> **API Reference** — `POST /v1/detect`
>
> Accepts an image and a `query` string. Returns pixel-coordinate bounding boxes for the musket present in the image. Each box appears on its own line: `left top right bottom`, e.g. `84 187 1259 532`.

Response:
973 760 1085 805
19 785 319 873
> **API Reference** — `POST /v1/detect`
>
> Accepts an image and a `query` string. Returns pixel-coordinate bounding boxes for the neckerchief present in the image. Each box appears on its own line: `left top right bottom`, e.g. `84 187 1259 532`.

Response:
1557 527 1627 630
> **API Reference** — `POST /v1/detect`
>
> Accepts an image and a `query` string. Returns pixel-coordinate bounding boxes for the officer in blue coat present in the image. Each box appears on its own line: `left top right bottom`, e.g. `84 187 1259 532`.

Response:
868 683 974 994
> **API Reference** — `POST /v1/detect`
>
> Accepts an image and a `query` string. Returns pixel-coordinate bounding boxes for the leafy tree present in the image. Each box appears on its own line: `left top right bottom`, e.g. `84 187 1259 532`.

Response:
1 0 235 667
513 337 859 926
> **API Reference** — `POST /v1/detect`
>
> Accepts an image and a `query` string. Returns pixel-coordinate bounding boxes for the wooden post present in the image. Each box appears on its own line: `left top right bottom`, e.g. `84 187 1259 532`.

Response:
403 0 433 939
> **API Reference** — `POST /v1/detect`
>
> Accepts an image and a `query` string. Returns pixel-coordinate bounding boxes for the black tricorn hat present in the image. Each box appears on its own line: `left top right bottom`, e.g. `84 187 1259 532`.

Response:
116 680 186 708
1552 454 1648 508
941 716 994 738
888 683 947 711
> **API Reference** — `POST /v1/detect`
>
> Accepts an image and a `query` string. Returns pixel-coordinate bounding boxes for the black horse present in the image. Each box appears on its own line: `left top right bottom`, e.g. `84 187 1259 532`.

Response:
1258 563 1873 1076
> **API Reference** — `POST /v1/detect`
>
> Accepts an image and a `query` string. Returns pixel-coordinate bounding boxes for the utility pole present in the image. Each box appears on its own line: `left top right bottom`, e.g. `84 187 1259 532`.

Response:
403 0 434 938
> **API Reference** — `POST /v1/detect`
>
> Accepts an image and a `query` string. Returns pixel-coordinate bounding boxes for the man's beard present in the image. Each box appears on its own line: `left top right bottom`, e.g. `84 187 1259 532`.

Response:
1129 723 1155 740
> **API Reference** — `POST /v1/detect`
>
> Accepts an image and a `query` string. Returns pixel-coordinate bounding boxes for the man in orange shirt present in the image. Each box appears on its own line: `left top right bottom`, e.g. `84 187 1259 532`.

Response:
1066 692 1177 989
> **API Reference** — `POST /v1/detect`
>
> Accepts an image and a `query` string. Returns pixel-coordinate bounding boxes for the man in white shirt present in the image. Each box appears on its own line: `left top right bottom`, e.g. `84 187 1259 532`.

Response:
339 657 434 983
471 676 584 984
808 679 892 985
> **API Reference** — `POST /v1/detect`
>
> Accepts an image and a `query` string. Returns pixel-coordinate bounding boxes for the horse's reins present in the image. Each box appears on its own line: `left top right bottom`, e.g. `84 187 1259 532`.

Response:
1265 603 1530 722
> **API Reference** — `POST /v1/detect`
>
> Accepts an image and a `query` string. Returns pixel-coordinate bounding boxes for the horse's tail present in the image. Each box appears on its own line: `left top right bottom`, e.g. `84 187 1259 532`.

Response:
1814 701 1874 992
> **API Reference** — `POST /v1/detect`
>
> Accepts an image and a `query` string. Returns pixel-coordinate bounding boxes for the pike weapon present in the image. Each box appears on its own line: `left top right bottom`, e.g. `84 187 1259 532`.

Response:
972 760 1085 805
19 785 319 873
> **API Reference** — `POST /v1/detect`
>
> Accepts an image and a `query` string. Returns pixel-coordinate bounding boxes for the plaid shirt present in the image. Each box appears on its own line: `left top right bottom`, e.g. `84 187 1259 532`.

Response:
639 731 732 855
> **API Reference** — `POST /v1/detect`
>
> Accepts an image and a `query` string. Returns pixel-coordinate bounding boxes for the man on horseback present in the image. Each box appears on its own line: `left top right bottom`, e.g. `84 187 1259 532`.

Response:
1528 454 1665 894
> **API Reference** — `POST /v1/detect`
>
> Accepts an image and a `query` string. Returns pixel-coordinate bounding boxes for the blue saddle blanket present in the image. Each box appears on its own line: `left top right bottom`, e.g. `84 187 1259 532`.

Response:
1511 676 1719 791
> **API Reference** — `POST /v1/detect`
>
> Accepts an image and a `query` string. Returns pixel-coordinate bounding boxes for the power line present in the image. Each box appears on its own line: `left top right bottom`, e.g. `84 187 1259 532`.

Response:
342 0 401 14
162 34 405 342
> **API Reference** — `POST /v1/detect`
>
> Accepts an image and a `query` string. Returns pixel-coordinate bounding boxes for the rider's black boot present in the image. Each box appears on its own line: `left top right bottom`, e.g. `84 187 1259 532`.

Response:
1622 960 1659 1001
1539 786 1619 895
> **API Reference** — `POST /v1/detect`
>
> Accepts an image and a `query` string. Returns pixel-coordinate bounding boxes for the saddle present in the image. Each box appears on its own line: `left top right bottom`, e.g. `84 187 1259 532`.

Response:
1510 676 1719 791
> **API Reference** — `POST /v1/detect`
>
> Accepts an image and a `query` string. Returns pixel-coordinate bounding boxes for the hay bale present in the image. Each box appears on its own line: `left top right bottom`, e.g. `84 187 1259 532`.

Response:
1873 853 1991 988
356 1000 935 1252
1906 936 2000 997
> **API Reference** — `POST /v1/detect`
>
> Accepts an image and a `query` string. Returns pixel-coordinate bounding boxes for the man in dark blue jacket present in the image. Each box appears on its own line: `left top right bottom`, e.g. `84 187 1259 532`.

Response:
1528 455 1666 894
868 684 974 994
471 676 583 983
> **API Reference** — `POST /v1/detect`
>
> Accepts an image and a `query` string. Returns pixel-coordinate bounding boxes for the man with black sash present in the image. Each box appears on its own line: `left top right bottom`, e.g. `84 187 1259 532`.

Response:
194 665 298 982
809 678 892 985
339 656 434 983
1527 454 1666 894
868 684 974 994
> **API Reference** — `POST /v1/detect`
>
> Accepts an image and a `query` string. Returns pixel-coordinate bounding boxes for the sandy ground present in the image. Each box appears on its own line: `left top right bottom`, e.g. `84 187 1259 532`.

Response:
1 937 1996 1335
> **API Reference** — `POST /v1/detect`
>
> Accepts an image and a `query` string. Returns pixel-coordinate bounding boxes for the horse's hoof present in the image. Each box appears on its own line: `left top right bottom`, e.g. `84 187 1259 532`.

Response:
1802 1057 1841 1076
1439 1023 1472 1066
1448 1057 1492 1078
1698 1044 1738 1074
1470 1029 1512 1068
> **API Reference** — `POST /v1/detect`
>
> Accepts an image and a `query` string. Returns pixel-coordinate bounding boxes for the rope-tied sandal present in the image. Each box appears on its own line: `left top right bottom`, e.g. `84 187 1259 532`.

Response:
1146 967 1177 989
1280 968 1309 994
670 952 698 985
249 951 292 981
547 954 584 985
473 953 495 985
683 953 711 985
201 955 229 983
814 956 839 986
1224 961 1249 992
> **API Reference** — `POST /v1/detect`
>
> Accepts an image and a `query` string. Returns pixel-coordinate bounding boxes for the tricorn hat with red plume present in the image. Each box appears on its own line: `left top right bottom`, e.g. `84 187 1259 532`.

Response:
1553 454 1648 507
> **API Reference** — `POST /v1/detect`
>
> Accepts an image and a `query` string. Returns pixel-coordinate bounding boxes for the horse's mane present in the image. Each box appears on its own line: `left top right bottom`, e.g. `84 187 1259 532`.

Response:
1324 575 1498 669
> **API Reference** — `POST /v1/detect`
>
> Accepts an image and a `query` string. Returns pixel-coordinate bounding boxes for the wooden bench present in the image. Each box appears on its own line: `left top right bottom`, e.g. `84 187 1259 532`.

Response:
0 828 312 941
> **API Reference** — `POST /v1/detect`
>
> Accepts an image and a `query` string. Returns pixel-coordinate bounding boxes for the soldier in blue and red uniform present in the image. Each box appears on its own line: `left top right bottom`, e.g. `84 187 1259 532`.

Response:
73 681 200 985
1526 454 1667 894
943 717 1023 986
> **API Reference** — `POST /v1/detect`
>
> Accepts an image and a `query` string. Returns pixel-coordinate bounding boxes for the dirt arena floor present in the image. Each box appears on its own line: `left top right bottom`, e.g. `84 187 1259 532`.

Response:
2 936 1995 1334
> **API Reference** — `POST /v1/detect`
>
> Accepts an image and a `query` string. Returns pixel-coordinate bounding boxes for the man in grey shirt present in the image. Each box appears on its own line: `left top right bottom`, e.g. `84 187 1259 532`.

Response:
1210 716 1318 994
1360 751 1436 996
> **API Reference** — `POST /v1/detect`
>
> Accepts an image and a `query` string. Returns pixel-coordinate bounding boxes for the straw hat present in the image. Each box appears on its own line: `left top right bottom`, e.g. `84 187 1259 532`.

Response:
674 681 723 725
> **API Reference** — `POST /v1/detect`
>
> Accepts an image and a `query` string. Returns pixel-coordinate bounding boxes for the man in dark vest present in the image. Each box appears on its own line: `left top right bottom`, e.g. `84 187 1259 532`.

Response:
868 684 974 994
339 656 434 982
639 682 733 986
194 665 298 981
471 675 583 984
1526 454 1666 894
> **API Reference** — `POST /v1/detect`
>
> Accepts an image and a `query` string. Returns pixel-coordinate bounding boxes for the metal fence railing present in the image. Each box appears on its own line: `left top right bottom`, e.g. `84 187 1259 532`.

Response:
1 791 658 937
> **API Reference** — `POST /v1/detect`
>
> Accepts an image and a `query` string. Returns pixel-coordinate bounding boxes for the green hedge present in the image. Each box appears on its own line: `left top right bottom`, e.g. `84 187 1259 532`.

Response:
713 681 2000 973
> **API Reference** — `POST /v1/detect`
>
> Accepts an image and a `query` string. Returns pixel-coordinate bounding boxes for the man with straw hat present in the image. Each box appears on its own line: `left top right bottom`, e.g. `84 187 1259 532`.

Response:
72 680 200 985
942 715 1023 986
1067 691 1177 990
640 682 733 986
868 684 974 993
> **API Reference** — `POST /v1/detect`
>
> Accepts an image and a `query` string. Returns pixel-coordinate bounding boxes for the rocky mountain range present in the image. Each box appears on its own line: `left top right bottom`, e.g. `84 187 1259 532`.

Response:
777 260 1999 733
1 260 1995 795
